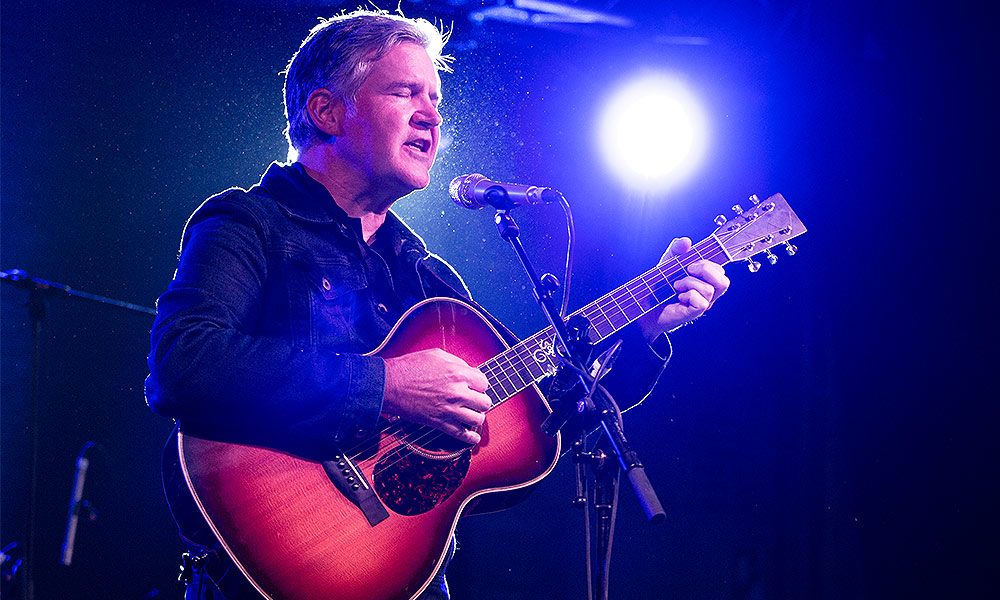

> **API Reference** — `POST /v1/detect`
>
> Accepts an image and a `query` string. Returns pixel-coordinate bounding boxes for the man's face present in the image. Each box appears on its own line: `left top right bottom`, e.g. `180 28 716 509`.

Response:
336 42 442 196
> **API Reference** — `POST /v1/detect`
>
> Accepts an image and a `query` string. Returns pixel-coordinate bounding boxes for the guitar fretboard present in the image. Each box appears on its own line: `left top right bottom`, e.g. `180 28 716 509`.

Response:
479 236 728 405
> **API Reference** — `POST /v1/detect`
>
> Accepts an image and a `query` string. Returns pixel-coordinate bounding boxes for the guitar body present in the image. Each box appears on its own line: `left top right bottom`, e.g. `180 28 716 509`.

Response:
174 297 561 600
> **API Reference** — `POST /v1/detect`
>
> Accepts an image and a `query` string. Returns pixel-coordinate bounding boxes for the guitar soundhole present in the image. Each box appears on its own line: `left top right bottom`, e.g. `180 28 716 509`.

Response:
373 445 471 516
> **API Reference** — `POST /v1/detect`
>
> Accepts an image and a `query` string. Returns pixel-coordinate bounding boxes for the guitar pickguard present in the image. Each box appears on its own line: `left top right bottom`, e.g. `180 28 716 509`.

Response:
373 445 471 516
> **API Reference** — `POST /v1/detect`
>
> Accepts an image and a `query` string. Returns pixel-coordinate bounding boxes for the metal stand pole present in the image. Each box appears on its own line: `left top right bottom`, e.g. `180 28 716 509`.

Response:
490 202 664 599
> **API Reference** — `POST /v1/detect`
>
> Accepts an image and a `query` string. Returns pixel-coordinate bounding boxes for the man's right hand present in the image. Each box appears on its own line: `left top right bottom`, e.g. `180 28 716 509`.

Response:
382 348 492 444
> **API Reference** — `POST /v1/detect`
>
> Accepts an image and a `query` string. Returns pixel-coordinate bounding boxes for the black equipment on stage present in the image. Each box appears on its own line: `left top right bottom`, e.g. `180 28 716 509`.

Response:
476 186 666 600
1 269 156 600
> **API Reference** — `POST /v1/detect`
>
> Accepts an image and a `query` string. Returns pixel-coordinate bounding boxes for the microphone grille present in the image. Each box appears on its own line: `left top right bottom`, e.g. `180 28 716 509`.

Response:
449 173 487 209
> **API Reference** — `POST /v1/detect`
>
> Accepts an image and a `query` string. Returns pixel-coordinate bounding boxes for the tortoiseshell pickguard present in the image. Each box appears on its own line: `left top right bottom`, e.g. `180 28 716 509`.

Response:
373 445 471 516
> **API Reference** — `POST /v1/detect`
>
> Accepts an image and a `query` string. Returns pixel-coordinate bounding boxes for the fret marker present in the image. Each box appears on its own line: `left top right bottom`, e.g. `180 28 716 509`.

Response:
532 338 555 364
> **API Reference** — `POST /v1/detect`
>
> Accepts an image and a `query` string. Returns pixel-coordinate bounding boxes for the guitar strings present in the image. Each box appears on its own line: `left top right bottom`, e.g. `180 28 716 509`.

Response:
344 266 674 469
346 238 737 477
349 238 735 476
343 286 583 464
344 233 749 477
342 347 530 469
356 269 711 476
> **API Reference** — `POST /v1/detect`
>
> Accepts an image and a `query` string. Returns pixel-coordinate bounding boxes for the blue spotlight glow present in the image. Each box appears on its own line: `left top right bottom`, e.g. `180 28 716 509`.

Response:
597 74 708 193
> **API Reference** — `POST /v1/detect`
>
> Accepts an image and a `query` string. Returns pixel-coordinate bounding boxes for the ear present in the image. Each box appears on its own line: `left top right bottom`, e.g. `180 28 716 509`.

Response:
305 88 347 138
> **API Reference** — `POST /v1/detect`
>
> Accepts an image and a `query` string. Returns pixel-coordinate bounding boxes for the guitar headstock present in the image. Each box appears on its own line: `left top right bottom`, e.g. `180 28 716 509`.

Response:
711 193 807 271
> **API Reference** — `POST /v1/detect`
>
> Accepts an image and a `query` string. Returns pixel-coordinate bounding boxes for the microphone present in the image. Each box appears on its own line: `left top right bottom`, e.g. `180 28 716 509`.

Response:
449 173 562 210
60 442 94 566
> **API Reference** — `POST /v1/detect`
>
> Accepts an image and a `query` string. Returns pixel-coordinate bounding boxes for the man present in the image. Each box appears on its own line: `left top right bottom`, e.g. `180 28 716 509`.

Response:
146 10 729 600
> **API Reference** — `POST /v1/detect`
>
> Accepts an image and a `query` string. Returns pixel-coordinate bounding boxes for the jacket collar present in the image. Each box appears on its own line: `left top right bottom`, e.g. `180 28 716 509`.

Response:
256 161 430 257
256 161 342 225
378 211 431 260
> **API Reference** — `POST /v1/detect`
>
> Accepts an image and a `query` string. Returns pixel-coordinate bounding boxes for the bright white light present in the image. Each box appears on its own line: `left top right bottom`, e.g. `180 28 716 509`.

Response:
597 74 708 193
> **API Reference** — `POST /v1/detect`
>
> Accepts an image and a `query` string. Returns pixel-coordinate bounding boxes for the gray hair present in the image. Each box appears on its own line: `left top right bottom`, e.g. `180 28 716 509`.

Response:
283 9 451 152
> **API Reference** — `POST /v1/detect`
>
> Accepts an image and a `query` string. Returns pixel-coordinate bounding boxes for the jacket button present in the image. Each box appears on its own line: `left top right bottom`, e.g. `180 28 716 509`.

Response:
321 277 331 291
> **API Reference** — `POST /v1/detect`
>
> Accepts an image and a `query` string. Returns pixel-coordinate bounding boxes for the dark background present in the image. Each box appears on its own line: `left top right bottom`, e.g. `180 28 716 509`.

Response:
2 1 996 598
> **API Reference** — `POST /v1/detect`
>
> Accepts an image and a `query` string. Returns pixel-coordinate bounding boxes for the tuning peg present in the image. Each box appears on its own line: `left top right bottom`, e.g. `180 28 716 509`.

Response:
765 249 778 265
732 204 744 216
784 241 797 256
714 214 727 226
745 258 762 273
749 194 760 205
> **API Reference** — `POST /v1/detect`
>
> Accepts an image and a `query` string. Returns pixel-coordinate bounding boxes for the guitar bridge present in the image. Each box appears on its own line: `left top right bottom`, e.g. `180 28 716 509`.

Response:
321 452 389 527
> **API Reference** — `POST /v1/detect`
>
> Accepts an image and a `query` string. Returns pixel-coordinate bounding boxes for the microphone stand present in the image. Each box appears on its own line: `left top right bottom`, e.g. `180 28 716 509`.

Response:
491 198 664 600
0 269 156 599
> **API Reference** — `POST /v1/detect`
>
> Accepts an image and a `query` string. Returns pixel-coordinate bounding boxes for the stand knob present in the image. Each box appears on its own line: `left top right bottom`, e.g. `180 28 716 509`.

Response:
540 272 561 290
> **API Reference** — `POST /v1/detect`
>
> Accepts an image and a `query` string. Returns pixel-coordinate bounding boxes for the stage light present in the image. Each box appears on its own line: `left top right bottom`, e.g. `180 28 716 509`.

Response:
597 73 708 194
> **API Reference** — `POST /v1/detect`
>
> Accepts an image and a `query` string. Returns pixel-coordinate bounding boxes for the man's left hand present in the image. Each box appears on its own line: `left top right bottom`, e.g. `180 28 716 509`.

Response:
637 236 731 341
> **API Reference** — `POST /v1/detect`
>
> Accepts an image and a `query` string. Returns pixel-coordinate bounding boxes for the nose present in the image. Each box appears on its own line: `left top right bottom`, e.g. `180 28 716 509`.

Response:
413 99 442 130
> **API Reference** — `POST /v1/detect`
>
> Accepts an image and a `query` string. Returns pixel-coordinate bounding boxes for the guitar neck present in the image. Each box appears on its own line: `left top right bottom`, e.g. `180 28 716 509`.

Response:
481 235 730 406
479 192 806 407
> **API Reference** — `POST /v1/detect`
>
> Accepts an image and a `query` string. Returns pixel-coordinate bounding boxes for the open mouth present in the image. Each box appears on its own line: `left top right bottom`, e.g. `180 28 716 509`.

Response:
404 139 431 153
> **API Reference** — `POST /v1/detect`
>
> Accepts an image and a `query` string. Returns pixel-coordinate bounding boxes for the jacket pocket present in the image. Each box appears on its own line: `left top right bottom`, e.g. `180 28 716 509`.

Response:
307 258 370 348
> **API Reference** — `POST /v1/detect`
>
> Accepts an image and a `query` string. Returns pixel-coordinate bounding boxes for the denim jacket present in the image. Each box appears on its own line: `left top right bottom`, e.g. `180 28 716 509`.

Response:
145 162 470 457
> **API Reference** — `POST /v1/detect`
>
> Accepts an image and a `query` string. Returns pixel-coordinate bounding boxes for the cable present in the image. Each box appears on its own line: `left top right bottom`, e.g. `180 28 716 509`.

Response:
621 332 674 415
555 192 575 319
